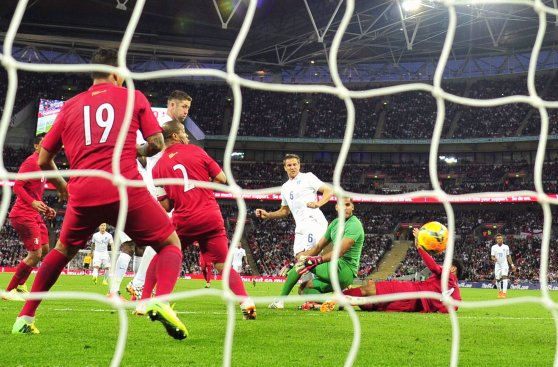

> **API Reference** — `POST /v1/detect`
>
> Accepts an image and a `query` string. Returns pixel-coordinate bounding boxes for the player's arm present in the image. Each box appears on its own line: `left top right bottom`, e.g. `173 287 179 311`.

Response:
412 227 442 275
154 186 174 212
307 183 333 209
255 205 290 220
12 178 48 213
38 147 68 202
212 171 227 184
137 132 164 158
507 255 516 271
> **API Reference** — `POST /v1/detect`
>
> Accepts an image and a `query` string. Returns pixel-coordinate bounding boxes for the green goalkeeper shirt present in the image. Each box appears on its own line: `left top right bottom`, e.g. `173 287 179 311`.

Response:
324 214 365 277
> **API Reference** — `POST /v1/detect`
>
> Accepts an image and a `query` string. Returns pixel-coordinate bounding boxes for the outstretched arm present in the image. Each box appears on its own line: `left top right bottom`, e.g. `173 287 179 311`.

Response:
255 205 290 220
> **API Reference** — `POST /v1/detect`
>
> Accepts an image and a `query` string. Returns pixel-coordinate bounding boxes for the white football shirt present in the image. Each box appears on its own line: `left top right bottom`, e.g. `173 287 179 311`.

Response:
232 247 246 266
92 232 113 253
281 172 327 230
491 244 510 266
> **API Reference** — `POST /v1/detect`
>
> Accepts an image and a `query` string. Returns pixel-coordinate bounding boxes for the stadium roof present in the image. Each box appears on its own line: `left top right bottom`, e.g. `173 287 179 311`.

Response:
2 0 558 78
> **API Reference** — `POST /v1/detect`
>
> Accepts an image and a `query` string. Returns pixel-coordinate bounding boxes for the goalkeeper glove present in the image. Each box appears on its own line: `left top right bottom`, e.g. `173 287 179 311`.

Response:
295 256 323 275
279 262 294 277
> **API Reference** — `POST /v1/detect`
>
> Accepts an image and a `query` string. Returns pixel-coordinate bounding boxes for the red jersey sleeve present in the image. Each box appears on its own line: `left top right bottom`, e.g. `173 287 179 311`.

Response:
13 158 38 206
203 149 223 179
136 91 162 140
418 248 442 276
41 107 66 154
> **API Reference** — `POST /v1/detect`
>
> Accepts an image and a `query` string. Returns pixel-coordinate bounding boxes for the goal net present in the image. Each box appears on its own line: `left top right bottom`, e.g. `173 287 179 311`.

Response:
1 1 558 366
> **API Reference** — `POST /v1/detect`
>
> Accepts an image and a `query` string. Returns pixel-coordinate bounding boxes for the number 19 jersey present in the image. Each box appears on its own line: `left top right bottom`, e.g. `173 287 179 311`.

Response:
42 83 162 207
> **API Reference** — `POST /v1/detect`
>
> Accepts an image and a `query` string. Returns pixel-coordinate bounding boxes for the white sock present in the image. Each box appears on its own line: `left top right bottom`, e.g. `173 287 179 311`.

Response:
110 253 131 293
496 279 501 291
133 256 142 273
132 246 156 287
92 268 99 277
503 279 508 293
104 269 110 280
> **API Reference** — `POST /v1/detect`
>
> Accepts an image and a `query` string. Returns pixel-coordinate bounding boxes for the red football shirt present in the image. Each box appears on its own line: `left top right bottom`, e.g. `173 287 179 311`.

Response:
41 83 162 207
152 144 223 234
9 151 46 218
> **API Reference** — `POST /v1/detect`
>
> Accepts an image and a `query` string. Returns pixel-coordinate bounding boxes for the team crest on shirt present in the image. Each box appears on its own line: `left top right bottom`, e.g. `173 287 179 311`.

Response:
34 238 39 245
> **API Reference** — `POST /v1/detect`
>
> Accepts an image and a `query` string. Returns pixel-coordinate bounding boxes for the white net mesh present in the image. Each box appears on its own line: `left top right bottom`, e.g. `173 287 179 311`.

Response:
2 0 558 366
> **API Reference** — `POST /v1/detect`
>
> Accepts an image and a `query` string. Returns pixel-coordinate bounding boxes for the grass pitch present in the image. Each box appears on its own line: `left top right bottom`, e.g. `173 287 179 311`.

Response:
0 273 557 367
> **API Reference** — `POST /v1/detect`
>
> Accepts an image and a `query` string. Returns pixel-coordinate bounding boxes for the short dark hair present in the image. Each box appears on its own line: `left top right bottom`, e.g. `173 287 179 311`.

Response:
162 119 184 142
90 48 118 79
34 133 45 145
452 258 463 279
283 153 301 165
168 90 192 103
495 233 503 238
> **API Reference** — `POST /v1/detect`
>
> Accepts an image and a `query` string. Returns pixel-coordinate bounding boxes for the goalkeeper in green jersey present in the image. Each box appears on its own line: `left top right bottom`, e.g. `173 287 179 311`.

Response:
275 197 365 309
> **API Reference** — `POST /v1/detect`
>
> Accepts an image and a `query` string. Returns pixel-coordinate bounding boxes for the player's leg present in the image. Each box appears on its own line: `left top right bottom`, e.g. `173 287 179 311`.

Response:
4 217 47 298
268 233 309 308
501 267 510 298
102 260 110 285
110 233 133 296
203 232 256 320
130 245 156 291
124 199 186 339
200 254 212 288
14 241 84 332
495 265 503 298
91 261 100 284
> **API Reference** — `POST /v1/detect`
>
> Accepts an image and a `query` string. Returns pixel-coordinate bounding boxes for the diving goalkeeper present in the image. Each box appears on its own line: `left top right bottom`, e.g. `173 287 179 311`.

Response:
282 197 364 309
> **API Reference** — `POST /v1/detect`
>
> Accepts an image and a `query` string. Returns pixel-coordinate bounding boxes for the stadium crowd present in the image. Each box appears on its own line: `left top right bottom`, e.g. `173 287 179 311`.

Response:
3 71 557 139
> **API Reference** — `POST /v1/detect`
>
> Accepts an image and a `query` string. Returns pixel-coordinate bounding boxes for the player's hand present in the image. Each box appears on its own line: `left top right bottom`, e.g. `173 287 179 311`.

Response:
32 200 48 214
294 256 323 275
255 208 268 219
57 187 68 203
45 207 56 220
279 262 294 277
306 202 319 209
412 228 419 246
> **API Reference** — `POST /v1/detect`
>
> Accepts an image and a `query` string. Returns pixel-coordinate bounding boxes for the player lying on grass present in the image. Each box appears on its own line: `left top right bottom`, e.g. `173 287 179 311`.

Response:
273 197 364 309
321 227 462 313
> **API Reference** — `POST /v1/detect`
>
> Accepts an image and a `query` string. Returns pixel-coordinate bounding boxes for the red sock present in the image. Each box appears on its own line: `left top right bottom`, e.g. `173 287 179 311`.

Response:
203 263 213 283
6 261 33 291
154 246 182 297
19 250 69 318
343 287 363 297
227 269 247 297
140 254 158 301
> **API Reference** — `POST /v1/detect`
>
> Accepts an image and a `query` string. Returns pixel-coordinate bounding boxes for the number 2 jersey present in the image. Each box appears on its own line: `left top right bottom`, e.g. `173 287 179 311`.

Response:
41 83 162 207
151 143 224 237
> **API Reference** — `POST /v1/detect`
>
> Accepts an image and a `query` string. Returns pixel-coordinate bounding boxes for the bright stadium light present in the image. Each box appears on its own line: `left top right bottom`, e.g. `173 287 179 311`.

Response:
401 0 421 12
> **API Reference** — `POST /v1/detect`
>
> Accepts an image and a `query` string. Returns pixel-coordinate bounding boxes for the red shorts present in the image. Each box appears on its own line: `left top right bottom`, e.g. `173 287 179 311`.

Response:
10 214 49 251
180 226 228 265
366 281 422 312
60 193 175 250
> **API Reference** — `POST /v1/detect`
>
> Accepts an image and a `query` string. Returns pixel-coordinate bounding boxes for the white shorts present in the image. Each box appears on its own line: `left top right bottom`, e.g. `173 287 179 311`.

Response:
92 252 111 269
232 263 243 273
494 263 509 279
293 220 327 256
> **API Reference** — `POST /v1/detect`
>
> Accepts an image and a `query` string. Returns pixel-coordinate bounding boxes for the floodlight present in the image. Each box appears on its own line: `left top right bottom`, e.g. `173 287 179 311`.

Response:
402 0 421 12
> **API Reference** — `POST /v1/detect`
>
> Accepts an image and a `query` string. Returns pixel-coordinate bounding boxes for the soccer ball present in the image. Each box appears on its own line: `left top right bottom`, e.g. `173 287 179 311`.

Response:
417 221 448 254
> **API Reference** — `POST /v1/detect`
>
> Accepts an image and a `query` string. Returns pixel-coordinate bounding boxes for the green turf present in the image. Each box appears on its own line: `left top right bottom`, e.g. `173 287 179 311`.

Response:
1 273 557 366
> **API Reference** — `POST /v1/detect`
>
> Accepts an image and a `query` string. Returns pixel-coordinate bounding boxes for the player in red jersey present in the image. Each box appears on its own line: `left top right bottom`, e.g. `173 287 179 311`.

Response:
145 119 256 319
321 228 462 313
195 243 214 288
2 134 58 301
11 48 188 340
